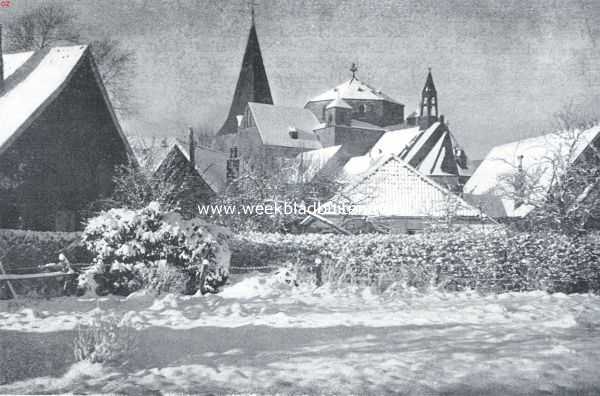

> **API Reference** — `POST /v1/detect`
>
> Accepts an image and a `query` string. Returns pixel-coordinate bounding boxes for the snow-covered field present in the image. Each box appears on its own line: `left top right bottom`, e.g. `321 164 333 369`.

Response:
1 273 600 395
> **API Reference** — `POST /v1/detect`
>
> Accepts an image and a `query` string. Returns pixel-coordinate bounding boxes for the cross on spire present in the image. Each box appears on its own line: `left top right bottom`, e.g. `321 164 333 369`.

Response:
350 62 358 80
248 0 258 24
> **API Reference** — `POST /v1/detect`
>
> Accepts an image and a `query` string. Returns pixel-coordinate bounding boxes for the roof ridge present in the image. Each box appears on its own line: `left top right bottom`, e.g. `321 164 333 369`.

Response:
0 47 52 97
489 124 600 153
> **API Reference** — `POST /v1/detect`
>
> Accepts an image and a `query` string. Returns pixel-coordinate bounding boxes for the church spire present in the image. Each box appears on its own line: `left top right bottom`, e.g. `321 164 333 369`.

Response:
419 68 439 129
217 4 273 136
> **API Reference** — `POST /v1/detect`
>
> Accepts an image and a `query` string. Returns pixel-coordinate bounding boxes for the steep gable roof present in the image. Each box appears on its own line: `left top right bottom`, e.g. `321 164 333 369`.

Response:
217 21 273 136
0 45 133 159
320 154 483 218
464 125 600 217
170 142 228 194
248 102 322 149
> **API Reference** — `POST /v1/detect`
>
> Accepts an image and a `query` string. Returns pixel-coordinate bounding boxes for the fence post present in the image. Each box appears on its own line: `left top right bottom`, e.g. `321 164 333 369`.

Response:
0 261 18 300
314 258 322 287
199 259 209 295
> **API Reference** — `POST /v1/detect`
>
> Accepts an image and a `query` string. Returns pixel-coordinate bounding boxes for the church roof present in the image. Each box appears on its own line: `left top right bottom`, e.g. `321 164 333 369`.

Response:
0 45 133 159
326 97 352 109
307 78 402 105
319 154 484 218
336 123 468 183
217 21 273 136
247 102 322 149
464 125 600 218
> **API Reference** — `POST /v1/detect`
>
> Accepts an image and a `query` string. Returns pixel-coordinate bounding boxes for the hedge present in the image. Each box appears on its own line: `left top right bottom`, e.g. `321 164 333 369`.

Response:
231 229 600 294
0 229 82 272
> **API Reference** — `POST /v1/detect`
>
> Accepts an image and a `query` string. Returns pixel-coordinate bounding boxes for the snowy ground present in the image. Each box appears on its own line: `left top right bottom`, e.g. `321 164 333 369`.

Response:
1 273 600 395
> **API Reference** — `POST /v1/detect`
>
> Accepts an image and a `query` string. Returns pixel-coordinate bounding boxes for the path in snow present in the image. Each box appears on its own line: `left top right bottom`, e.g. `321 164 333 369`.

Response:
1 274 600 394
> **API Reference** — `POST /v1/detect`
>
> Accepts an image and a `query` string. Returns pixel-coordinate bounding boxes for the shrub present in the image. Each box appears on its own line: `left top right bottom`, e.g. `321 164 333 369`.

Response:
73 313 137 366
79 202 231 296
230 229 600 294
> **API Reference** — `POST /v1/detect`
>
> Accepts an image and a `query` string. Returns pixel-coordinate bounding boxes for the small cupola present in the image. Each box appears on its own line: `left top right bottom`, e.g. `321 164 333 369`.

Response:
325 96 352 126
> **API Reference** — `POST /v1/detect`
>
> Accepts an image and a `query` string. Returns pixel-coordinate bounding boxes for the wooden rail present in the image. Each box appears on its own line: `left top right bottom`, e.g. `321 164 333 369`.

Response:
0 271 76 280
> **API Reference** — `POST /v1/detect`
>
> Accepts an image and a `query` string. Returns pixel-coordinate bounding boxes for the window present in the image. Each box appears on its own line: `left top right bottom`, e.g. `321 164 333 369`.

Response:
328 114 333 125
358 104 365 114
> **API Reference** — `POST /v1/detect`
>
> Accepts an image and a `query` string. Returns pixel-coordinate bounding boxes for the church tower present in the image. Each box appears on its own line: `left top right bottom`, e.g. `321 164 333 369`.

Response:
419 68 438 129
217 8 273 136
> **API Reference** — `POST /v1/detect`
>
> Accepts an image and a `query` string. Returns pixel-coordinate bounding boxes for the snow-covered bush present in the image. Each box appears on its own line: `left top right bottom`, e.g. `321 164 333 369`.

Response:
73 313 137 365
79 202 231 296
231 230 600 294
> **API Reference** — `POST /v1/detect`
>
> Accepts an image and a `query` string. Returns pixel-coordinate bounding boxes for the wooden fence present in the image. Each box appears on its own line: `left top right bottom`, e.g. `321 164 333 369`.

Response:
0 261 86 299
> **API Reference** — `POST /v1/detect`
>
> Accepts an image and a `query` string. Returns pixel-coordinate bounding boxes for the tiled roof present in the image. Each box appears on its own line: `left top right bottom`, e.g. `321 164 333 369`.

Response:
464 125 600 217
248 102 322 149
307 78 402 105
321 154 484 218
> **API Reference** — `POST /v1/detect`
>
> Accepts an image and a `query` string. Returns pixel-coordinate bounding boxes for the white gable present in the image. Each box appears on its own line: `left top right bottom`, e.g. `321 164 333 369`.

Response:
322 155 482 218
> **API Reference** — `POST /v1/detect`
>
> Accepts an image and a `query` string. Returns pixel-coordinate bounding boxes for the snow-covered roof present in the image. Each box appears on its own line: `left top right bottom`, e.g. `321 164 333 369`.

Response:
340 123 466 180
402 122 442 165
326 97 352 109
320 154 484 218
128 135 180 171
0 46 88 153
294 145 354 183
370 127 421 157
464 125 600 217
349 119 386 131
0 45 133 159
307 78 401 105
2 50 34 78
171 142 229 194
247 102 322 149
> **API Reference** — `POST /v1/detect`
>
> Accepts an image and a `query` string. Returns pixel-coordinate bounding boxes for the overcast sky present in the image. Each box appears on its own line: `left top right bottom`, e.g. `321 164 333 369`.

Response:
2 0 600 158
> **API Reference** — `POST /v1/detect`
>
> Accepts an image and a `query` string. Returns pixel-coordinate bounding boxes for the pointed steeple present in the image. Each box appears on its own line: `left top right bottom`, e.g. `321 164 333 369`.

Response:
217 12 273 136
419 68 438 129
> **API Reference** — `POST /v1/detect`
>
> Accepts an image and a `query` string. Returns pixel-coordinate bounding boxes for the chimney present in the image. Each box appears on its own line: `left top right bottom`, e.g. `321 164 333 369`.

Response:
188 127 196 168
226 147 240 183
0 24 4 91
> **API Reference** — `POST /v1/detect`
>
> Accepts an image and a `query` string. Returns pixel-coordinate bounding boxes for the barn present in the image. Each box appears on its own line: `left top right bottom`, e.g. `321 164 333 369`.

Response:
0 43 134 231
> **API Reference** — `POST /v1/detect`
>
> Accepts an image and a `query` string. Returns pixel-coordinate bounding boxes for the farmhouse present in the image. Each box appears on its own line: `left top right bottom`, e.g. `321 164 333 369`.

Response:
0 38 134 231
463 125 600 220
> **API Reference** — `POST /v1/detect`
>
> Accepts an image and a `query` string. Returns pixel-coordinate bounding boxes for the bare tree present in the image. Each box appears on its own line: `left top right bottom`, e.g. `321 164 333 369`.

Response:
497 111 600 234
5 2 136 115
5 3 80 50
209 146 348 232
